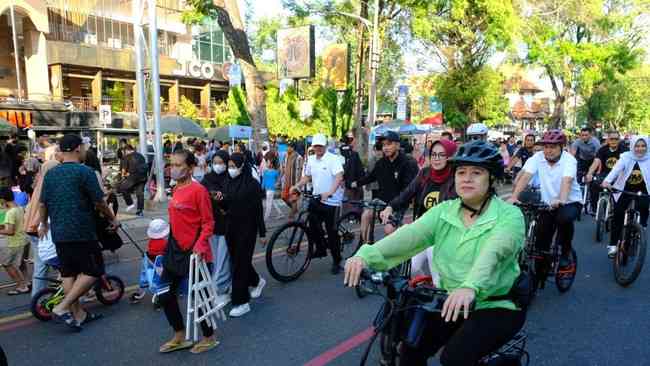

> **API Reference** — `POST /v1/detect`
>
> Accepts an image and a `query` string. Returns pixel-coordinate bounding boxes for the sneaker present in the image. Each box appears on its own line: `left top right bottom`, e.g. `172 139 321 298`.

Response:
229 303 251 318
126 204 136 212
607 245 617 258
215 293 231 308
249 278 266 299
558 254 572 270
136 210 144 217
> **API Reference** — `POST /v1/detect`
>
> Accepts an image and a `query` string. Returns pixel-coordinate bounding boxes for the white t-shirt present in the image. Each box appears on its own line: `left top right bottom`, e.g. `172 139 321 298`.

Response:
305 152 344 206
522 151 582 204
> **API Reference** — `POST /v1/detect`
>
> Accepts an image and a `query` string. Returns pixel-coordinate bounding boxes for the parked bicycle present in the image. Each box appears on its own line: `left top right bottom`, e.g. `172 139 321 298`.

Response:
356 269 529 366
609 188 648 287
30 264 125 321
515 202 578 294
265 192 357 282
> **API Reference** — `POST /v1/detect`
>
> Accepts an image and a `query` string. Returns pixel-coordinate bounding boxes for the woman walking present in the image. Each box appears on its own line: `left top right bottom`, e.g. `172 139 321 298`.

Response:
158 149 218 354
222 152 266 317
281 142 303 219
262 152 281 220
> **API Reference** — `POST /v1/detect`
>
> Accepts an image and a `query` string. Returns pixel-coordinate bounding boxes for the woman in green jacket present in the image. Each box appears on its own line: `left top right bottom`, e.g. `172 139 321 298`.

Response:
344 140 526 366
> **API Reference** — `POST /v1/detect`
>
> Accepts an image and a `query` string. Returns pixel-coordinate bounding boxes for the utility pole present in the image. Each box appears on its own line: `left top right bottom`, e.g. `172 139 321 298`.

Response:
133 0 148 158
147 0 166 202
9 3 23 100
366 0 380 129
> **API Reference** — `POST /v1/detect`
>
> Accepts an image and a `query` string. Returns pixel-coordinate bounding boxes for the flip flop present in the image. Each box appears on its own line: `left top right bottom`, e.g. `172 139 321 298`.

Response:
159 340 194 353
7 287 29 296
78 312 103 326
52 311 82 332
190 339 220 354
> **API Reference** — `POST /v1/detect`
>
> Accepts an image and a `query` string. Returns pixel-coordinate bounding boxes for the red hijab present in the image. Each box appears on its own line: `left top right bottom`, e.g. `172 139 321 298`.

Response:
428 139 457 184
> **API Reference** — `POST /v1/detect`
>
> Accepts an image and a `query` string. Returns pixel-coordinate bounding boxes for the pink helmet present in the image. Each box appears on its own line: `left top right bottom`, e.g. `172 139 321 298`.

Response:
540 129 567 145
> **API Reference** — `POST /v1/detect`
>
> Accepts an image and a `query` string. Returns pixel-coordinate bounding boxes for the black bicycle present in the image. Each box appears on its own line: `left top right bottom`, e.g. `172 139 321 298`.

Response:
515 202 578 294
610 188 648 287
265 193 358 282
356 269 529 366
593 178 614 243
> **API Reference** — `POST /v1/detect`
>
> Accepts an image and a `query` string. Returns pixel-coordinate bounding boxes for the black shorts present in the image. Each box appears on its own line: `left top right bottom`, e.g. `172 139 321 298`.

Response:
54 241 105 278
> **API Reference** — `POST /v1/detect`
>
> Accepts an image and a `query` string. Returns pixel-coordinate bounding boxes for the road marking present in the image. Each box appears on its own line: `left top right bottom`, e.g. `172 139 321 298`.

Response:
303 326 375 366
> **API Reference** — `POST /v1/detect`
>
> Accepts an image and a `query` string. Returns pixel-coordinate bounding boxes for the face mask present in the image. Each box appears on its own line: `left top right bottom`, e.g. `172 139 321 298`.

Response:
170 167 187 181
213 164 226 174
228 168 240 178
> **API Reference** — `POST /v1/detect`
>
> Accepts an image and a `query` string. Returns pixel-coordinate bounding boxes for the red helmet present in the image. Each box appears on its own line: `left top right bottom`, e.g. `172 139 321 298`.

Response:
540 129 567 145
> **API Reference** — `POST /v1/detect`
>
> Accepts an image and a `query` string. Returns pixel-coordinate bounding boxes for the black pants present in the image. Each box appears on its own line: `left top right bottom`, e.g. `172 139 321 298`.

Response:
400 308 525 366
120 178 145 211
158 267 214 337
535 202 581 256
588 179 603 213
610 193 650 245
307 200 342 265
226 225 260 306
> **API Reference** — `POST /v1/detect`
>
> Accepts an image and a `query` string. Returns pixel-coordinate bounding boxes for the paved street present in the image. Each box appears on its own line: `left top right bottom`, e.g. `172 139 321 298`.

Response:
1 194 650 365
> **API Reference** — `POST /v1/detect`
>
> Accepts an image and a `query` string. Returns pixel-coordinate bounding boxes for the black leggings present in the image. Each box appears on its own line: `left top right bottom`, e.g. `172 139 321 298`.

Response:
610 194 650 245
400 308 525 366
535 202 581 256
158 267 214 337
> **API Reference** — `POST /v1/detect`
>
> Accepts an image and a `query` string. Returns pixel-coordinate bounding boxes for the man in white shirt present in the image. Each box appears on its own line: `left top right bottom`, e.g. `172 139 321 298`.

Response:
509 129 582 271
292 134 344 274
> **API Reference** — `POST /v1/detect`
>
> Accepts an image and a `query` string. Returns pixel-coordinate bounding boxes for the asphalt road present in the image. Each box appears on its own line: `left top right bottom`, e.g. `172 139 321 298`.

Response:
1 203 649 365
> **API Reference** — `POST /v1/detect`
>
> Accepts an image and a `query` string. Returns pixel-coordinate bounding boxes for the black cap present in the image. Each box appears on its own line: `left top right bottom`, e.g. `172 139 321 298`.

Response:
378 130 400 143
59 134 82 152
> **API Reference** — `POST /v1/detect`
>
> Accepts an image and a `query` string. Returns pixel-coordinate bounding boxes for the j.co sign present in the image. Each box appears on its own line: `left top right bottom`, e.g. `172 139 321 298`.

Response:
172 60 216 80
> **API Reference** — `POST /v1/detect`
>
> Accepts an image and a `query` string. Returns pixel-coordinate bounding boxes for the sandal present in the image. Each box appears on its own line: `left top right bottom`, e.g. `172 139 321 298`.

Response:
190 339 220 354
52 311 82 332
78 311 103 326
7 287 30 296
159 339 193 353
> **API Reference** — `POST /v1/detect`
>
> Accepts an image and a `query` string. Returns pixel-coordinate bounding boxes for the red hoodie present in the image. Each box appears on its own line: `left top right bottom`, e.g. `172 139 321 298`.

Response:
168 181 214 262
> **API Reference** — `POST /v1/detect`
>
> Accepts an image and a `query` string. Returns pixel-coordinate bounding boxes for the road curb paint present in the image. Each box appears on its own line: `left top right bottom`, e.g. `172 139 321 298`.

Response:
303 326 375 366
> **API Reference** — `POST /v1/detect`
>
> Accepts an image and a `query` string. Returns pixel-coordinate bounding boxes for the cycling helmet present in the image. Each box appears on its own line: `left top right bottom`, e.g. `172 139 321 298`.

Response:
450 140 503 177
540 129 567 145
466 123 489 136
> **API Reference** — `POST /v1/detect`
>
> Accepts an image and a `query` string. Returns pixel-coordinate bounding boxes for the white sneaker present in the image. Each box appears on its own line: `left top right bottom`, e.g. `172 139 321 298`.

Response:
249 278 266 299
126 204 136 212
607 245 617 258
215 293 231 308
229 303 250 317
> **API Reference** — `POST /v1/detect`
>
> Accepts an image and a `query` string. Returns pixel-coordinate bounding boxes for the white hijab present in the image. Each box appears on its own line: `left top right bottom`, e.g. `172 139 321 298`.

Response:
605 136 650 198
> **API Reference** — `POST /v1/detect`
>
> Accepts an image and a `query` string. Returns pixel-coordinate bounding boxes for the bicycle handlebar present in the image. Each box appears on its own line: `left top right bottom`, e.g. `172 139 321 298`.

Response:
608 187 650 198
344 198 389 210
359 269 451 310
514 202 553 211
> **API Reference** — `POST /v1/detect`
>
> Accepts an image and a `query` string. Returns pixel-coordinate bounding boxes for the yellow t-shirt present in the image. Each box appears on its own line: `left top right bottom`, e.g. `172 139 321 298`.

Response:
4 206 26 248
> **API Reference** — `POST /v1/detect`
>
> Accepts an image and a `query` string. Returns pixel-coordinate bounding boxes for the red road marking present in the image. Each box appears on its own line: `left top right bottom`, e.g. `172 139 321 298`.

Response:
303 326 375 366
0 317 35 332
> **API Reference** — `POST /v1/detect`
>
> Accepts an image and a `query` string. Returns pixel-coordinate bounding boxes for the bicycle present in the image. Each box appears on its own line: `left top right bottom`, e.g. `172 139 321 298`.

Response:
593 178 614 243
30 266 125 321
609 188 648 287
356 269 529 366
265 192 357 282
515 202 578 294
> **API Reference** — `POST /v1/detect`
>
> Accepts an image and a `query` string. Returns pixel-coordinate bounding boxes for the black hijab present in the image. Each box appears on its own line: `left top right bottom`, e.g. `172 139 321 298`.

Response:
201 150 230 192
224 153 265 229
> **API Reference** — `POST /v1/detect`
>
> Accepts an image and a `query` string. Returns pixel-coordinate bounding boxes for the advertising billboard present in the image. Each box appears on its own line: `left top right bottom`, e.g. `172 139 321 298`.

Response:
277 25 315 80
322 44 350 91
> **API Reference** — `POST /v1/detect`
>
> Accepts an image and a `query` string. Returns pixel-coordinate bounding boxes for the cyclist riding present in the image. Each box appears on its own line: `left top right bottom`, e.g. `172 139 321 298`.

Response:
351 130 418 242
466 122 489 142
585 130 627 213
509 129 583 272
601 136 650 258
345 140 526 366
506 132 536 181
379 139 458 280
570 126 601 184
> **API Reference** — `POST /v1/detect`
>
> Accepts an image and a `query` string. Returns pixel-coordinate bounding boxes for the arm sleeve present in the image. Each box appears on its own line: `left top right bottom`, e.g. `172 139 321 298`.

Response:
563 156 577 178
390 171 421 211
5 208 16 226
356 163 377 187
522 153 538 175
83 169 105 203
355 205 440 271
460 206 525 297
605 158 626 184
331 158 344 176
402 159 419 189
194 187 215 256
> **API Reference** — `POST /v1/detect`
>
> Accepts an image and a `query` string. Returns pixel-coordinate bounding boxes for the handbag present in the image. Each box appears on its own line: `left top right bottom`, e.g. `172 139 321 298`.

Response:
95 214 123 252
163 228 200 277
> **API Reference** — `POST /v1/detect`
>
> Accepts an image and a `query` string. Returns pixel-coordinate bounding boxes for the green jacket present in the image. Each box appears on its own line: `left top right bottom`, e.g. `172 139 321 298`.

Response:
355 197 525 310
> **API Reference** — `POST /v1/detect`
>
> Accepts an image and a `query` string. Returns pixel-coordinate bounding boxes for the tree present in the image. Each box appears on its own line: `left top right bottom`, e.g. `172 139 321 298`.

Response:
183 0 269 149
106 82 126 112
214 86 250 126
178 96 201 121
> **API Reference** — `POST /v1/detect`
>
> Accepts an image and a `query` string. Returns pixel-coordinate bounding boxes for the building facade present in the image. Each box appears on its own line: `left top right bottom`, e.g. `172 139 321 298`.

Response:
0 0 234 122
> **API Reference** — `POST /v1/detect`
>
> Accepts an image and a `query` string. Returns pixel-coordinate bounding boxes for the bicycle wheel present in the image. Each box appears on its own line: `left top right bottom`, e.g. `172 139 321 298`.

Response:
95 275 125 305
379 322 400 366
337 211 361 258
595 198 607 242
30 287 60 321
266 222 312 282
614 222 647 287
555 249 578 293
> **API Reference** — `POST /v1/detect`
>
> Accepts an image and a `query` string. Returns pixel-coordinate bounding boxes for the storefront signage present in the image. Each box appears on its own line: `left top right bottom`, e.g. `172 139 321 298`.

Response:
172 60 216 80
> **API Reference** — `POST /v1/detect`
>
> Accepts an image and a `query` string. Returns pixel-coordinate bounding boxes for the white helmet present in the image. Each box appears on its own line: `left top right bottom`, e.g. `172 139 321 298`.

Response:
466 123 489 136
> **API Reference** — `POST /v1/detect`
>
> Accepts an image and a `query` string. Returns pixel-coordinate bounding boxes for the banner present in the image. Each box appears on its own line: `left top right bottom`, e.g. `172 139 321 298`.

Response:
277 25 315 80
322 44 349 91
396 85 409 121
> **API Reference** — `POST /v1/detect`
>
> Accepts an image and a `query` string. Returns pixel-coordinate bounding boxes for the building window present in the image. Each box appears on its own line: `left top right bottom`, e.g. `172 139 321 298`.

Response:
191 18 232 65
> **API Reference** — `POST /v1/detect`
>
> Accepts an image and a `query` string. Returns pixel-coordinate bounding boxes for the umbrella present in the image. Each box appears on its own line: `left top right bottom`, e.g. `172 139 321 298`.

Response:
207 125 253 141
160 115 206 138
398 124 433 135
0 118 17 133
420 115 443 125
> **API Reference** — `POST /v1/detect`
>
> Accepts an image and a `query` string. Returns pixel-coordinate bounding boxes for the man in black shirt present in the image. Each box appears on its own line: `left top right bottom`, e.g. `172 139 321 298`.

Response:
119 145 148 216
352 131 418 241
585 130 627 211
505 133 536 176
340 132 365 214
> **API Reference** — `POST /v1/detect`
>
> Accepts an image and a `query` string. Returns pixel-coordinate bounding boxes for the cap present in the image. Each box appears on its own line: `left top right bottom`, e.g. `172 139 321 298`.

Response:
312 133 327 146
147 219 170 239
59 134 82 152
378 130 400 143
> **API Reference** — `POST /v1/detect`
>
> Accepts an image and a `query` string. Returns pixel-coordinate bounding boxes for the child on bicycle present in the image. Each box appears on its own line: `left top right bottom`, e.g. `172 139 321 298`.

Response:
131 219 169 303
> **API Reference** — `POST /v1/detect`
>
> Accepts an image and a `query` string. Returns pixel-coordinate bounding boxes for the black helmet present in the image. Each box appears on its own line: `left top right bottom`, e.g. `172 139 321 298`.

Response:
450 140 503 177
